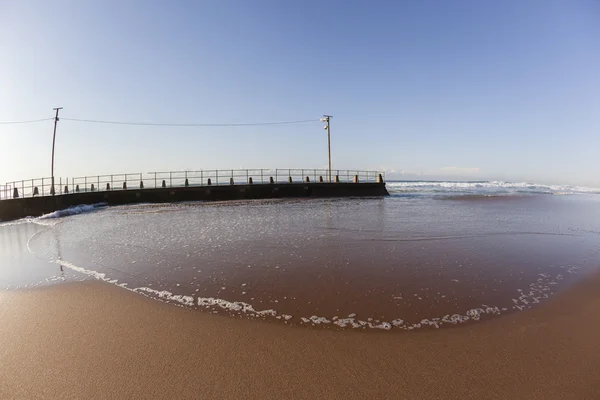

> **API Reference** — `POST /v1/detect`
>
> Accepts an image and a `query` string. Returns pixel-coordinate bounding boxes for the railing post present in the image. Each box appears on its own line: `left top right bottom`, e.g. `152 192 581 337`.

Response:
170 172 172 188
111 175 113 191
216 170 219 186
201 170 203 186
22 181 24 198
98 176 100 191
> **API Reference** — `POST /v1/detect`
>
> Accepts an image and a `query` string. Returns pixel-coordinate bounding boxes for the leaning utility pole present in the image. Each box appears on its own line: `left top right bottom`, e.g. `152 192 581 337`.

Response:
321 115 332 182
51 107 63 195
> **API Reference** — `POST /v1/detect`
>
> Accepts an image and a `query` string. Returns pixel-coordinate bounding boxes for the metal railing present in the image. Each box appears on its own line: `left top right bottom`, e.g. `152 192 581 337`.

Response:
1 169 384 200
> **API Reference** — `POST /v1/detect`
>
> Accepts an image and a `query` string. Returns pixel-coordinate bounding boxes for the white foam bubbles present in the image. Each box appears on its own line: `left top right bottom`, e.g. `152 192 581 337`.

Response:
52 257 580 332
39 203 107 219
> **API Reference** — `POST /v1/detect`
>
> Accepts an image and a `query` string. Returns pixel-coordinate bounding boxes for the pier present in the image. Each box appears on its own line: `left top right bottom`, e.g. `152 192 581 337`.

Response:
0 169 388 221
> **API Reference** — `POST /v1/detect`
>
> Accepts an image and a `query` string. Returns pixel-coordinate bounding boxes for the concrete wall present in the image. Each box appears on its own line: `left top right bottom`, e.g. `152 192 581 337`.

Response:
0 182 389 222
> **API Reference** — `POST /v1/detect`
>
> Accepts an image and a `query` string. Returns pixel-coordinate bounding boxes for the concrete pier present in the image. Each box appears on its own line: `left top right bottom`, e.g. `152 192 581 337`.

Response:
0 182 389 222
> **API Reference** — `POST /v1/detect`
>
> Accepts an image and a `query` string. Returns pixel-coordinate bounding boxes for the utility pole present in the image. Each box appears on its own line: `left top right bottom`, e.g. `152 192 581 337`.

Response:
51 107 63 195
321 115 332 182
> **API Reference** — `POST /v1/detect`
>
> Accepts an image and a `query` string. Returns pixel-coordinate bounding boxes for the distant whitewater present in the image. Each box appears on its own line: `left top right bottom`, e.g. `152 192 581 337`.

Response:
0 203 107 226
386 181 600 197
38 203 107 219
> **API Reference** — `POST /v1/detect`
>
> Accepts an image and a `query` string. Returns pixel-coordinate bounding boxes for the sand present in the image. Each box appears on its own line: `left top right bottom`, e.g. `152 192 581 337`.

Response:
1 273 600 400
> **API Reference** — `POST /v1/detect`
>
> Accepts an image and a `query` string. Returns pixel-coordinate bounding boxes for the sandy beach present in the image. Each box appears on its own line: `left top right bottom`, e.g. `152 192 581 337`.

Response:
1 270 600 400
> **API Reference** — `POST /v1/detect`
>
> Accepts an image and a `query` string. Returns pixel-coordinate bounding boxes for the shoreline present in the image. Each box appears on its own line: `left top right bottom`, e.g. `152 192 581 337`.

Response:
2 271 600 399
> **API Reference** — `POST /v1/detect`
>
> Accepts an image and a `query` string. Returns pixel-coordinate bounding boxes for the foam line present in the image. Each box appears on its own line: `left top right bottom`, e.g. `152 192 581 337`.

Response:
51 258 580 331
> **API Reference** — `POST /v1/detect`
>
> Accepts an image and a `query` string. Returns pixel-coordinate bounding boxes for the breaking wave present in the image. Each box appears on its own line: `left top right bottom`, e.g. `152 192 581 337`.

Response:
39 203 107 219
387 180 600 197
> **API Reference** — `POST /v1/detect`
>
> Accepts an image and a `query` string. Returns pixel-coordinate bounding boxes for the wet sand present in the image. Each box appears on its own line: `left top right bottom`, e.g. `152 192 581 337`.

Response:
15 196 600 331
1 272 600 400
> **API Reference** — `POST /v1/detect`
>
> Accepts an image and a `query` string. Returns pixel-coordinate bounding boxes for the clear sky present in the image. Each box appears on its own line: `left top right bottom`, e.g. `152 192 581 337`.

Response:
1 0 599 186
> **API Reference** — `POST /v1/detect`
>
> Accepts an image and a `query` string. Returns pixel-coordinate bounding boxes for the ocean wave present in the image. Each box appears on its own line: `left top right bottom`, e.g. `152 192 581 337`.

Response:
38 203 107 219
0 203 107 227
386 181 600 197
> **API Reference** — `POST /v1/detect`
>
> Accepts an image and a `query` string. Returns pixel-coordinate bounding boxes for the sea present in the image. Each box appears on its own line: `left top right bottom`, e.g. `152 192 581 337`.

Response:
2 180 600 331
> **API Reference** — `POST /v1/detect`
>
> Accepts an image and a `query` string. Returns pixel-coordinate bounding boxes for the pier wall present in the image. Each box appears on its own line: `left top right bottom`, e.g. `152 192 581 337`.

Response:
0 182 389 222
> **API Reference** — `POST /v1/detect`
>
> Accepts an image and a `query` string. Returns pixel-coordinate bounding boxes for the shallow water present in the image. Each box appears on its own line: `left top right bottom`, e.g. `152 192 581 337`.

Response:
2 192 600 331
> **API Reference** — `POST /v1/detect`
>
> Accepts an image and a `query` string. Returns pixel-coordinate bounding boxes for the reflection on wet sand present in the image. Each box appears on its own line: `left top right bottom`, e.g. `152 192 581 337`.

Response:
1 194 594 331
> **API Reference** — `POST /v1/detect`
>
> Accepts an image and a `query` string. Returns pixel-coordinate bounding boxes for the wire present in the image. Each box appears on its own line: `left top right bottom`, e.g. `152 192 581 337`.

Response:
0 117 54 125
60 117 319 127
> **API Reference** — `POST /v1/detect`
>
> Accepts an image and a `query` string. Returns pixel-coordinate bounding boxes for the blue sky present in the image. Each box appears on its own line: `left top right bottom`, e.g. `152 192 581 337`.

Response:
1 0 599 186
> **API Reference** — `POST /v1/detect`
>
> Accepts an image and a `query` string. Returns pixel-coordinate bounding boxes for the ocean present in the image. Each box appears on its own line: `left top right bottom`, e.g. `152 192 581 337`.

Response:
2 180 600 331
